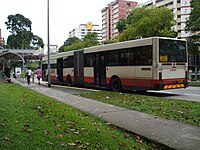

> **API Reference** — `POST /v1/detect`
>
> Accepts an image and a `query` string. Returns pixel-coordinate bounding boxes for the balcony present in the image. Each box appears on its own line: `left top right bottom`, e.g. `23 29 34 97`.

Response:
177 25 181 31
176 18 181 23
176 3 181 8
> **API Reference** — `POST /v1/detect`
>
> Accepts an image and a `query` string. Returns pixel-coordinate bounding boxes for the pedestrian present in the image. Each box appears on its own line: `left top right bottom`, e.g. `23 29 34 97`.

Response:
36 66 42 85
26 67 32 85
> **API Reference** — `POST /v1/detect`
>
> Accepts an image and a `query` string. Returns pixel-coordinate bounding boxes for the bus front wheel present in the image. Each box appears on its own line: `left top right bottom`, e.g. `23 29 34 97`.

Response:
66 75 72 86
110 77 121 92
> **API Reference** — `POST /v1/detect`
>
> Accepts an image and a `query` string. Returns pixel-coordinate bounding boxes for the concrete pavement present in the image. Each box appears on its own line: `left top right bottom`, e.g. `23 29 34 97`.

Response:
12 78 200 150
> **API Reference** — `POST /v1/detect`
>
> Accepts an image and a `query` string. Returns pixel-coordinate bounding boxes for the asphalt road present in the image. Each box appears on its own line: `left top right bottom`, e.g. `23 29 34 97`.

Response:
148 86 200 102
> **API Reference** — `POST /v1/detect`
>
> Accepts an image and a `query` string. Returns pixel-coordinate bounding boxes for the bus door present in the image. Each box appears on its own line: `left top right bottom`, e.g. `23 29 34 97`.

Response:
74 50 84 86
57 58 63 82
94 52 106 86
42 63 48 81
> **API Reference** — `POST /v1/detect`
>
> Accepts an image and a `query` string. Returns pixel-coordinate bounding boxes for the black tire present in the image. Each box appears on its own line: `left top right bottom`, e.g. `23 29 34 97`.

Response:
110 77 121 92
136 90 147 93
66 76 72 86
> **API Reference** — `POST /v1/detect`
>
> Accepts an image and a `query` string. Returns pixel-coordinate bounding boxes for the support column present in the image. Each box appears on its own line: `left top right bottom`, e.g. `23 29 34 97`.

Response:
5 59 11 82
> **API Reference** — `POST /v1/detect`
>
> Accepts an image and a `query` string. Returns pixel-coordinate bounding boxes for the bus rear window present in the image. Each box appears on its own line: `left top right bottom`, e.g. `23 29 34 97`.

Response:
159 39 187 62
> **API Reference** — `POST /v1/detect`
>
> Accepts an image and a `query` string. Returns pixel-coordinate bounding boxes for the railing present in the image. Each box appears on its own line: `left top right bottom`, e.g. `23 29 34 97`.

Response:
4 49 36 54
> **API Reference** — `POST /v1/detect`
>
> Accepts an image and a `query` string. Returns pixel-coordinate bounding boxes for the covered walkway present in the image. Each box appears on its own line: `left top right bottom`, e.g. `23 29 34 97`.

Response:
0 51 24 82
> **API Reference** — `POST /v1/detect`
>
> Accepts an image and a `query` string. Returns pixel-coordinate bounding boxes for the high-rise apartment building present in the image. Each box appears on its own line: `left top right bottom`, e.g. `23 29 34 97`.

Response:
43 44 59 55
0 28 5 45
69 22 102 43
101 0 138 41
139 0 192 39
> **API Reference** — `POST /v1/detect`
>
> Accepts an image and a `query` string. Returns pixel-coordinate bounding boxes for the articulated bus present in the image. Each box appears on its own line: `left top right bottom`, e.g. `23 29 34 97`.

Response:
42 37 188 91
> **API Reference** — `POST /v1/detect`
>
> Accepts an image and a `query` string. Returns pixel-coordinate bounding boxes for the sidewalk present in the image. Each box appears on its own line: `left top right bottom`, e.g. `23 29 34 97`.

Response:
13 79 200 150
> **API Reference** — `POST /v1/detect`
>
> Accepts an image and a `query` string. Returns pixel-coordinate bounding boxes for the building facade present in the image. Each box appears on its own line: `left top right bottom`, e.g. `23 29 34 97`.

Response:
139 0 192 39
42 44 59 55
69 22 102 43
0 28 5 45
101 0 138 41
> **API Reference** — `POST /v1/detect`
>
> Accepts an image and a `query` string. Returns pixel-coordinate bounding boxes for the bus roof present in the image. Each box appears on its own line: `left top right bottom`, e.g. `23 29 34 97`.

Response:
84 37 186 54
42 50 74 61
42 37 186 61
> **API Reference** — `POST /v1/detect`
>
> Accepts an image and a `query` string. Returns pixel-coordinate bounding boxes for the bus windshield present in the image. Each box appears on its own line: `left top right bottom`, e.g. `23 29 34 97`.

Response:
159 39 187 62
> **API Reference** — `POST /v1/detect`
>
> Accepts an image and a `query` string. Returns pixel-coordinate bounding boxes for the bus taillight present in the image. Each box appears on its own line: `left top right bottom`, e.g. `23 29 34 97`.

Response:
164 84 185 89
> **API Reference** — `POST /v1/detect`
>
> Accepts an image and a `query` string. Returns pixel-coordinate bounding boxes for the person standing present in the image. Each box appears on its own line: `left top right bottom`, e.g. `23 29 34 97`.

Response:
36 66 42 85
26 67 32 85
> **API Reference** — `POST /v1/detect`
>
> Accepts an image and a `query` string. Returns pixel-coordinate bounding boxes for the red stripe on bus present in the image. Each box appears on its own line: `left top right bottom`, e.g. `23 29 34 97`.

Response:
51 75 57 80
50 75 186 87
63 76 66 81
106 78 155 87
161 78 186 84
121 78 154 87
107 77 186 87
84 77 94 83
62 76 74 82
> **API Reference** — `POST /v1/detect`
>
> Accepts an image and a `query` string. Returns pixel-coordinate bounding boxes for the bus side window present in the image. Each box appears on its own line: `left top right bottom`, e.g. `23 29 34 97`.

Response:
106 50 120 66
135 46 152 65
120 49 134 66
84 54 94 67
63 56 73 68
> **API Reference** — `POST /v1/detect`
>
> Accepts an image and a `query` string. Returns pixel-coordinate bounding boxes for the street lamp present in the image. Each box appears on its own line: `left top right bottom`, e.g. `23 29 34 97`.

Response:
47 0 51 87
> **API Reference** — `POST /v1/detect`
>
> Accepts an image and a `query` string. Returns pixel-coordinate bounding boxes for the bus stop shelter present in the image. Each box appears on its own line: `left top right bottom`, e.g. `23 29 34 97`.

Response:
0 51 24 82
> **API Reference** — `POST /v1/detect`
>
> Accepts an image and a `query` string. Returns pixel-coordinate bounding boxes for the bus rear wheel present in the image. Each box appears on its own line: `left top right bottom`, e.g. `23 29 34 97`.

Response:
110 77 121 92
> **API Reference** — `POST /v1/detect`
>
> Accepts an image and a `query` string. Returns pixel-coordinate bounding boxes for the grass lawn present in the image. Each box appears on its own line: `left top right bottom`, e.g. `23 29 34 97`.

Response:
0 83 166 150
78 91 200 127
189 81 200 87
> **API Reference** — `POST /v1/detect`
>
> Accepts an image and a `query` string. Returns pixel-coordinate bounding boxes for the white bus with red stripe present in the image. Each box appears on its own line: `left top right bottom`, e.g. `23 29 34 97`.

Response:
42 37 188 91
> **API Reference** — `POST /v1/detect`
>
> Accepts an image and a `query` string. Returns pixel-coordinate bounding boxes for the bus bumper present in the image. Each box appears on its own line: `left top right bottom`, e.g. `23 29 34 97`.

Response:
156 82 188 90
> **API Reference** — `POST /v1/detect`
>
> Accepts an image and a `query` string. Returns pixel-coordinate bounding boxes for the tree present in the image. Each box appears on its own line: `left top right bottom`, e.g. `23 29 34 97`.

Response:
31 35 44 49
61 32 99 52
5 14 32 34
65 37 81 46
64 40 84 52
116 18 127 33
102 39 118 45
187 38 199 55
58 45 65 52
186 0 200 33
186 0 200 55
82 32 99 48
5 14 44 49
59 37 81 52
116 7 177 41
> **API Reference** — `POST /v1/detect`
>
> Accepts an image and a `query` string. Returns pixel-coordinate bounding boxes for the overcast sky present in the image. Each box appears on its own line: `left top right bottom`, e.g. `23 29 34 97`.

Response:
0 0 148 46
